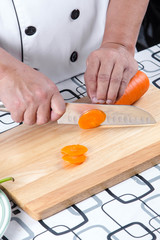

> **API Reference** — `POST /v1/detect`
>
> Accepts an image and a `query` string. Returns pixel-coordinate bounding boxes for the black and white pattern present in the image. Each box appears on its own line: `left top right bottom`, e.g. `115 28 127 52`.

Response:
1 44 160 240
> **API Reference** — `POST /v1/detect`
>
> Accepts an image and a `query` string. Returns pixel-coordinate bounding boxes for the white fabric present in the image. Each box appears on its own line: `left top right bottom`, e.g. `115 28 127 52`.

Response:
0 0 109 83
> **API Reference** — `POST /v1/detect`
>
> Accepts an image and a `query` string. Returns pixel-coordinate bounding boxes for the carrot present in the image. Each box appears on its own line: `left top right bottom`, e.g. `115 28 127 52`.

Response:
115 70 150 105
61 144 88 164
78 71 149 130
62 154 87 164
61 144 88 156
78 109 106 129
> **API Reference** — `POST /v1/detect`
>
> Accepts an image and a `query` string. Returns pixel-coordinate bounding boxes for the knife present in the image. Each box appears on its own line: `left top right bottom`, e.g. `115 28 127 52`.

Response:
0 101 156 127
57 102 156 127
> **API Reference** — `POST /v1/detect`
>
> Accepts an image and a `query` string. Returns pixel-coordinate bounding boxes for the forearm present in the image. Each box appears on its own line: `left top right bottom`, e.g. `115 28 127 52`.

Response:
102 0 149 54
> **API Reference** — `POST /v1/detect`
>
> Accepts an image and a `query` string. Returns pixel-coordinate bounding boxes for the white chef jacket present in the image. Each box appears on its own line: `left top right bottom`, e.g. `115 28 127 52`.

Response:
0 0 109 84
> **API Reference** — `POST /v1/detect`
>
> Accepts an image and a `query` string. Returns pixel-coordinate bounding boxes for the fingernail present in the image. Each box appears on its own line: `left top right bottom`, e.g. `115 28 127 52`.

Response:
98 99 105 104
92 97 98 103
106 100 112 105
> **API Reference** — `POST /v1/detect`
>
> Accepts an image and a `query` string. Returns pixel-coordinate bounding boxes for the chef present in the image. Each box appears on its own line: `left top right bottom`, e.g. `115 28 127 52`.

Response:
0 0 149 125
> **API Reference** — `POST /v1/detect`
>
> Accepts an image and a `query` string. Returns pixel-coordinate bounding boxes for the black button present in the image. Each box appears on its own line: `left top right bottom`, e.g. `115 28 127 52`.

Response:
71 9 80 20
70 51 78 62
25 26 36 36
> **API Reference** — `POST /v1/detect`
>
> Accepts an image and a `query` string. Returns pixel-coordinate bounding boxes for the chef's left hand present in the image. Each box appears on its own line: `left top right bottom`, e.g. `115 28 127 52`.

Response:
84 42 138 104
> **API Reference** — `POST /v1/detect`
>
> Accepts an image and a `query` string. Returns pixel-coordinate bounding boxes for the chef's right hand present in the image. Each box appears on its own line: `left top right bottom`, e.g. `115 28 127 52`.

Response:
0 48 65 125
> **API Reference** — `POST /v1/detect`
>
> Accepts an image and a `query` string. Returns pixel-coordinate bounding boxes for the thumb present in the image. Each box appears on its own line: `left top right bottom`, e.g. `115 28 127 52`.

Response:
50 91 66 121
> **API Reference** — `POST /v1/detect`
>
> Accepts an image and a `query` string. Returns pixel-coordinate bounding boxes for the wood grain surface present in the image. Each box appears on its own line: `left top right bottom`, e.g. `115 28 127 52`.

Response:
0 85 160 220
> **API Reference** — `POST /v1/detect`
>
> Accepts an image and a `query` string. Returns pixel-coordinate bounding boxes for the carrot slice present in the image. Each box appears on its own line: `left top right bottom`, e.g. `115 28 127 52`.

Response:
62 154 87 164
78 109 106 129
61 144 88 156
115 70 150 105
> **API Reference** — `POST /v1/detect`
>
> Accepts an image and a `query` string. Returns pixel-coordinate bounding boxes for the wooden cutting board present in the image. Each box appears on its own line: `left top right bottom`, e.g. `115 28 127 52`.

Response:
0 85 160 220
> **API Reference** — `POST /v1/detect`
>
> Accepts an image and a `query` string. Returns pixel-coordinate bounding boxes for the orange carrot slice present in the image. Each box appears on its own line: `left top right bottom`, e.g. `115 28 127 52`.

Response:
115 70 150 105
61 144 88 156
78 109 106 129
62 154 87 164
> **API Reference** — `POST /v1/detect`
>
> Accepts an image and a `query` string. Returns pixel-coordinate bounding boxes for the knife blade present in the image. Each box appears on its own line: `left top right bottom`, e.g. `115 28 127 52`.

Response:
0 101 156 127
57 103 156 127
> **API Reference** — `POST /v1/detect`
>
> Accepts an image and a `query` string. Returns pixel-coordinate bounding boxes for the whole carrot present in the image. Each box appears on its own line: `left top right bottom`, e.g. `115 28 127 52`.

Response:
115 71 150 105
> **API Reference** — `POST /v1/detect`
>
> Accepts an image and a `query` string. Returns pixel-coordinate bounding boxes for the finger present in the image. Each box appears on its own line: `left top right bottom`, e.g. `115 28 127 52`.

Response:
117 67 137 101
7 98 25 123
50 91 66 122
11 109 24 123
84 55 100 103
106 62 124 104
23 105 38 125
35 102 51 125
96 60 114 103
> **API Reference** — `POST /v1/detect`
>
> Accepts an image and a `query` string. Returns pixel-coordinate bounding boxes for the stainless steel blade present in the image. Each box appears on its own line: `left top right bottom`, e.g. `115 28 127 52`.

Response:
57 103 156 127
